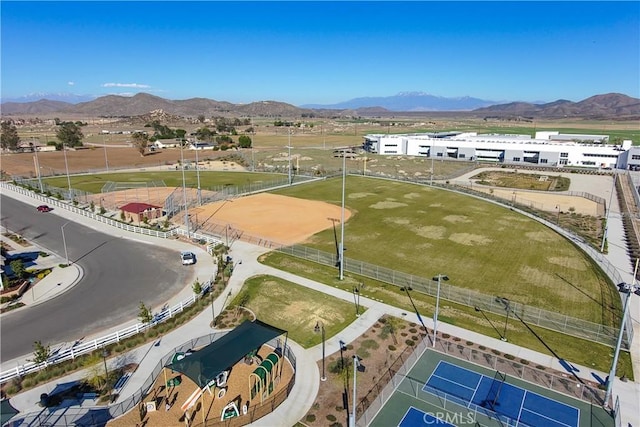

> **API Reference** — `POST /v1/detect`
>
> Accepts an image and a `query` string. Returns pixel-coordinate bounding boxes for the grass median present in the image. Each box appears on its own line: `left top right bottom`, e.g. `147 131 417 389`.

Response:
228 274 358 348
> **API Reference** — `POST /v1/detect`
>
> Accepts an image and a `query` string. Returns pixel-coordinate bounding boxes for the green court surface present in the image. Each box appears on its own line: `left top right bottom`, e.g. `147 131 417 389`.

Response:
367 350 614 427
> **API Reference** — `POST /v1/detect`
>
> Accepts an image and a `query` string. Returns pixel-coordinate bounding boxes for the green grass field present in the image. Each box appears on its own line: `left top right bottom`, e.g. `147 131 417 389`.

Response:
41 171 285 194
272 175 618 326
230 275 358 348
259 252 633 378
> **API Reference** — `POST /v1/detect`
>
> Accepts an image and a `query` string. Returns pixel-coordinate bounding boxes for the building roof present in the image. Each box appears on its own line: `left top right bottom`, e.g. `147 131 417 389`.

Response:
120 202 162 213
166 320 287 389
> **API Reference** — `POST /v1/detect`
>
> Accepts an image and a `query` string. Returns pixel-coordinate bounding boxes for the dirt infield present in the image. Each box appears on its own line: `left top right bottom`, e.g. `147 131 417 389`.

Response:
473 187 602 216
86 188 349 246
188 193 351 246
86 186 218 212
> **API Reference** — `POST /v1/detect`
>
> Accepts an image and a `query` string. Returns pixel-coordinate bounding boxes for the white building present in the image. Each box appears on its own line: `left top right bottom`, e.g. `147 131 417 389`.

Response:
363 131 633 170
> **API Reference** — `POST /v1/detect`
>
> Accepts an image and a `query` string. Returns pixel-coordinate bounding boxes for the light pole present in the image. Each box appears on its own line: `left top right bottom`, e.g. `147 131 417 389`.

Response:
350 355 365 427
340 151 346 280
556 205 561 225
314 321 326 381
604 259 638 408
102 347 109 391
180 141 190 238
601 174 617 252
430 145 434 185
33 141 44 192
474 306 506 341
352 282 363 316
287 127 293 185
63 144 72 198
195 144 202 205
432 274 449 347
61 221 71 265
496 297 510 342
102 134 109 173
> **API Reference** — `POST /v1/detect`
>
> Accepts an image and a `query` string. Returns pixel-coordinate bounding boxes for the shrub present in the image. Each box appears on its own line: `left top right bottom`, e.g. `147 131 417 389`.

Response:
388 345 396 351
305 414 316 422
466 341 474 346
442 333 450 339
405 339 415 346
326 414 337 422
504 354 515 360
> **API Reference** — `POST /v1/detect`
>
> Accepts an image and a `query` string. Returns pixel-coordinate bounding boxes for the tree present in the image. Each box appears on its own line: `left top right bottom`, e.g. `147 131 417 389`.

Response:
238 135 252 148
56 122 84 148
138 301 153 324
192 279 202 295
31 341 51 365
197 114 205 123
9 259 25 279
1 121 20 150
175 129 187 139
131 132 149 157
196 127 215 142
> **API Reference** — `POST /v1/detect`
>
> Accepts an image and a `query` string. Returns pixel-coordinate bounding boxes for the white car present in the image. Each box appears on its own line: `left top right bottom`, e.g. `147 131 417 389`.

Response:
181 251 196 265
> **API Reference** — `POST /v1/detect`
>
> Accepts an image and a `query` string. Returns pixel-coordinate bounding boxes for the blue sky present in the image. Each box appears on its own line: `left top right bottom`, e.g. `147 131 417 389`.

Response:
2 1 638 105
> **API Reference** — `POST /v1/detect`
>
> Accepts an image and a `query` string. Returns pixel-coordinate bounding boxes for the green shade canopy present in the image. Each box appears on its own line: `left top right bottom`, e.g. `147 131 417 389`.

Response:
0 399 20 425
166 320 287 388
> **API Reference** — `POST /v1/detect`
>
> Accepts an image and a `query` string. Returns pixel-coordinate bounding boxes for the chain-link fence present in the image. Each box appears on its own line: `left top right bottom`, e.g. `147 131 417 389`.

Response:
277 244 627 349
356 334 606 427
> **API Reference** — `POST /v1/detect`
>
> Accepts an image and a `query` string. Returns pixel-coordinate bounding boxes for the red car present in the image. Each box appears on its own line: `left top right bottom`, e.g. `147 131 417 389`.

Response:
37 205 52 212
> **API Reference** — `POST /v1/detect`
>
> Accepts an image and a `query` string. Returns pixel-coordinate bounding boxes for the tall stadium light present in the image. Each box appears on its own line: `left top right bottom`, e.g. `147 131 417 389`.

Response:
180 141 190 238
102 133 109 173
195 143 202 205
604 259 638 408
287 127 293 185
340 151 346 280
430 144 435 185
432 274 449 347
601 174 617 252
32 140 44 192
63 144 72 198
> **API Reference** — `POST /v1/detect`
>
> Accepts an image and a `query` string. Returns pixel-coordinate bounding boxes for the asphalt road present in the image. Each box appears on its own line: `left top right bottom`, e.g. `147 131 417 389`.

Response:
0 195 193 361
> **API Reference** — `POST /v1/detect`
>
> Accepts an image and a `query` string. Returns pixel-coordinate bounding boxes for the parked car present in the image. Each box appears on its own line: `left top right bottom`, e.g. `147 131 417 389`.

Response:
37 205 52 212
181 251 196 265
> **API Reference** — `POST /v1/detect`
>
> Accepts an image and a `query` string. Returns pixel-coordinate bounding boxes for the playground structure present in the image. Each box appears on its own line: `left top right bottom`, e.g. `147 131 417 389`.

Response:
112 321 294 427
249 352 281 404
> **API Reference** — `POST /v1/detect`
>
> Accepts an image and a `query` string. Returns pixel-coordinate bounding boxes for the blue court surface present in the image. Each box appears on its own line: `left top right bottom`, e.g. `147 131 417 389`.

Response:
398 407 454 427
423 361 579 427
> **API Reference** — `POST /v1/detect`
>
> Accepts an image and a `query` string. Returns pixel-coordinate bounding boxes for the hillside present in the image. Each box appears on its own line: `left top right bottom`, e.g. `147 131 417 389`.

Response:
1 92 638 120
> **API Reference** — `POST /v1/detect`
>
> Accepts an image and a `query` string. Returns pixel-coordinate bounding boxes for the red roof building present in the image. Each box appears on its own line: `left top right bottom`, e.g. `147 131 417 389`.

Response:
120 202 164 224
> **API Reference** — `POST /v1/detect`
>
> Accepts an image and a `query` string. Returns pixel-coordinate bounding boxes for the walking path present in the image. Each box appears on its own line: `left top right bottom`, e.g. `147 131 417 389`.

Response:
1 176 638 427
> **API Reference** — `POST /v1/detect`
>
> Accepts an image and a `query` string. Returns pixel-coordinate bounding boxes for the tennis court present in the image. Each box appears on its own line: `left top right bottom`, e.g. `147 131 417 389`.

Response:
365 348 614 427
398 406 454 426
424 361 579 427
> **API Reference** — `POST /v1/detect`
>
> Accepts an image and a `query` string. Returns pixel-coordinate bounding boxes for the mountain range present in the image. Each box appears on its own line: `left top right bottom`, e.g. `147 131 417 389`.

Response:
1 92 638 120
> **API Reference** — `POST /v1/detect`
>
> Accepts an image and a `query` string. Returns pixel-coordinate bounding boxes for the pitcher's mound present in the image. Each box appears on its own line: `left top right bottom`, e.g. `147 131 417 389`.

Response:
190 193 351 246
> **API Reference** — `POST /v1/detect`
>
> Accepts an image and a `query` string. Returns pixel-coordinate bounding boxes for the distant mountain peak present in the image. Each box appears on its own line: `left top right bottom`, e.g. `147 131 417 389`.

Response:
1 92 97 104
396 91 431 97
